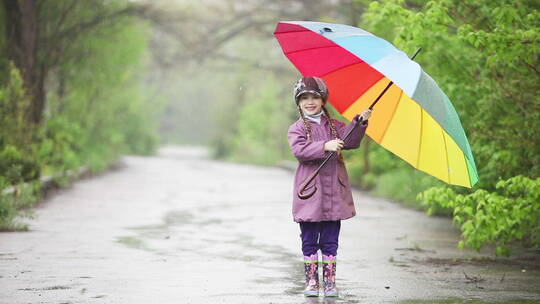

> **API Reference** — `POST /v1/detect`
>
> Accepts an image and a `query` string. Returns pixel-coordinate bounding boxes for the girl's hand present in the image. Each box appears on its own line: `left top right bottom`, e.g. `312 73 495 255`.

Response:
360 109 372 121
353 109 372 122
324 139 344 151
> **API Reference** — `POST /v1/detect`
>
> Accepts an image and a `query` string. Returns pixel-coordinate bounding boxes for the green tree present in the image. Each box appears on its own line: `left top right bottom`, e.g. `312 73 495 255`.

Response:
0 64 40 184
360 0 540 254
361 0 540 189
0 1 159 229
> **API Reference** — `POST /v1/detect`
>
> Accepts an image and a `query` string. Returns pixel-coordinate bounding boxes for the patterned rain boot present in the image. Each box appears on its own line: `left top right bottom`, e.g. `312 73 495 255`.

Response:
322 254 338 297
303 253 319 297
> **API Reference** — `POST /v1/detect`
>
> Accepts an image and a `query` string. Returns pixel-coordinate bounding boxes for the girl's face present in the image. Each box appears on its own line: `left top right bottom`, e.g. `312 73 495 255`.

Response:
298 93 324 116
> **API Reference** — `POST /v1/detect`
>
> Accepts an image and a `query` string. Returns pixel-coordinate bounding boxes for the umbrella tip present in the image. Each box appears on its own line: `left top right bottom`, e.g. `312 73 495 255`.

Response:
411 47 422 60
320 27 333 34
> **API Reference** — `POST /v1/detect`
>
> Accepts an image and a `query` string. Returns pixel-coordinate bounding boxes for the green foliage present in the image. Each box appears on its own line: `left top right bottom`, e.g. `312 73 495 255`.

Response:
374 169 447 211
228 75 292 165
356 0 539 254
0 145 40 185
362 0 540 190
46 15 159 167
342 135 444 208
418 176 540 256
206 35 297 163
0 62 41 230
0 2 160 230
0 63 35 148
0 64 40 184
0 180 39 231
37 116 83 173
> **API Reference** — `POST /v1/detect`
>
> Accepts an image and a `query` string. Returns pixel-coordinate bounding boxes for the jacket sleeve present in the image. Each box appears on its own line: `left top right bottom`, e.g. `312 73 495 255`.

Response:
336 119 368 150
288 123 326 162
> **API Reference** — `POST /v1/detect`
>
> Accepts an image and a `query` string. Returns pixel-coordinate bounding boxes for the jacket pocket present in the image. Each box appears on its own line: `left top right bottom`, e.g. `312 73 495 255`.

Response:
338 175 346 187
337 163 349 188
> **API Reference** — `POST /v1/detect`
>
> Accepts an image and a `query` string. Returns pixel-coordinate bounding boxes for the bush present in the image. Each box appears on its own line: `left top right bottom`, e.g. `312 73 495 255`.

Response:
38 116 83 174
418 176 540 256
0 180 39 231
0 145 40 185
0 10 159 230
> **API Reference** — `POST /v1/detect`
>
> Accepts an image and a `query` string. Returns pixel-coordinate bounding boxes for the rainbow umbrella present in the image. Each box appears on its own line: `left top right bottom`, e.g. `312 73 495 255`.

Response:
274 21 478 188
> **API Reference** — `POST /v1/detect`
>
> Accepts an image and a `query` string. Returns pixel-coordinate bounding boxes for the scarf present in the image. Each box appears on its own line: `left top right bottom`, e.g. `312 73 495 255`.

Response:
305 110 324 124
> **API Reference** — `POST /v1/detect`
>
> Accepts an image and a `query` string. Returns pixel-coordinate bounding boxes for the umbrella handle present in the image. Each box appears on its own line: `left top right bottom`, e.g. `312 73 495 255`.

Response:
298 170 318 199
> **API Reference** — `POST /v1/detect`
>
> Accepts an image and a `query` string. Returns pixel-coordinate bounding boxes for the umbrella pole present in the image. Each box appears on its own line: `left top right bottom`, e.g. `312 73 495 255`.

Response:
298 48 422 199
368 47 422 111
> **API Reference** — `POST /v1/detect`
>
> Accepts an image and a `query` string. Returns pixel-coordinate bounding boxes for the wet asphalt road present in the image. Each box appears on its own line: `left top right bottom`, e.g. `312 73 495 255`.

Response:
1 146 539 304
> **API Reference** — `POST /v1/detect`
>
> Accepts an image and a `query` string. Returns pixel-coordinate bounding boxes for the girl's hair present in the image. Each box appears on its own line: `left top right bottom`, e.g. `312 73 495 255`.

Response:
298 104 344 163
297 105 313 141
322 106 340 141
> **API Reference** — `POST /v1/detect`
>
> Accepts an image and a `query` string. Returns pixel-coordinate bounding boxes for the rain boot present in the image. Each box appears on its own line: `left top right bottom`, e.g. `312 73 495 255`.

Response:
303 253 319 297
322 254 338 297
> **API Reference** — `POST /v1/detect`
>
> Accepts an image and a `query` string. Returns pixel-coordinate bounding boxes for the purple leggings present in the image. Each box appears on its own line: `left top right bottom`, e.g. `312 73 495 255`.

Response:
299 221 341 256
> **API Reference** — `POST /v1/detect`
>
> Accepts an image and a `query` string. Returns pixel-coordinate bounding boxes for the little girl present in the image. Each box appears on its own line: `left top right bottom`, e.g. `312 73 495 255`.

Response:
287 76 371 297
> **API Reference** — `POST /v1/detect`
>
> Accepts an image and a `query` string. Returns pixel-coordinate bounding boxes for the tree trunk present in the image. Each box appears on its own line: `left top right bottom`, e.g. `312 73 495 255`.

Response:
347 0 362 27
3 0 45 124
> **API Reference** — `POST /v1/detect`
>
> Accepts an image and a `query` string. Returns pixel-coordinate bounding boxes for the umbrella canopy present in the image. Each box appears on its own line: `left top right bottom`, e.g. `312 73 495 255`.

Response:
274 21 478 188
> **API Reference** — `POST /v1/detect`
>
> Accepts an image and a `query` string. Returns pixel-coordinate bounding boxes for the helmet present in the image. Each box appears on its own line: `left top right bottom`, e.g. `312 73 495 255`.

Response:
293 76 329 104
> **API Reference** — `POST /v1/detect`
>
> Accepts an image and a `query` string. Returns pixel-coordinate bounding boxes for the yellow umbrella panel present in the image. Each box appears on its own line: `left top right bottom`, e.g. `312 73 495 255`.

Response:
342 76 477 188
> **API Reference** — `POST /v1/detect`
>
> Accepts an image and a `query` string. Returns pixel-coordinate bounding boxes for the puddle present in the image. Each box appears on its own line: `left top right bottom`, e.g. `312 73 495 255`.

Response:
44 285 71 290
19 285 72 291
116 236 153 251
418 256 540 271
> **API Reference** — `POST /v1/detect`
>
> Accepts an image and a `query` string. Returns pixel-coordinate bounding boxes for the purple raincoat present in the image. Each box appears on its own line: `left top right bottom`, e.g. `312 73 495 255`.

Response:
287 115 367 222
